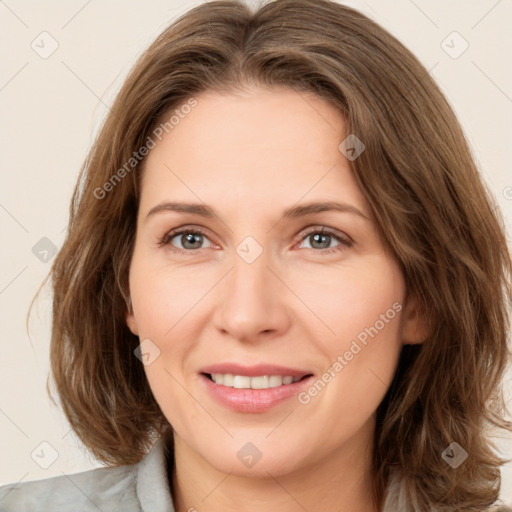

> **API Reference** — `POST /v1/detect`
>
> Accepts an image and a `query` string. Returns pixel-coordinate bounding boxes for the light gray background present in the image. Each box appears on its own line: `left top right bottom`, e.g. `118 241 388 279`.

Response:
1 0 511 502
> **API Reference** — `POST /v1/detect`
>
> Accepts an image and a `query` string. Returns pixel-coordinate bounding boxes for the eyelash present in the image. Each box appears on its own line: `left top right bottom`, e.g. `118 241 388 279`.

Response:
158 226 353 255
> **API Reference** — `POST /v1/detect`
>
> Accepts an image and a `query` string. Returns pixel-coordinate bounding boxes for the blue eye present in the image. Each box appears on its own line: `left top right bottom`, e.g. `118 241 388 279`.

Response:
158 226 352 254
159 228 213 251
298 229 351 252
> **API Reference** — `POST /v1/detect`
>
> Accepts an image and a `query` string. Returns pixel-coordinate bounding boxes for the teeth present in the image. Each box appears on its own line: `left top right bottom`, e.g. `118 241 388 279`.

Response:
210 373 302 389
249 375 269 389
269 375 283 387
233 375 251 389
222 374 234 387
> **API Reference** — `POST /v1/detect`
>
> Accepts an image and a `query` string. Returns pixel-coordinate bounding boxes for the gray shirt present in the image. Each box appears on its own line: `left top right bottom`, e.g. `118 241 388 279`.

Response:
0 438 175 512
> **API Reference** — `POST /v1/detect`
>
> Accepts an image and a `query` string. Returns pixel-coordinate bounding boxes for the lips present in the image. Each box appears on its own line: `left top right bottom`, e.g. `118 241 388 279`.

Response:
198 362 314 413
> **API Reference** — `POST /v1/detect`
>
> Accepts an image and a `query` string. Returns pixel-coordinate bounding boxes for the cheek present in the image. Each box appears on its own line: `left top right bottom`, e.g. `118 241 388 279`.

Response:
128 254 211 339
289 254 404 347
143 365 205 441
128 258 209 413
294 256 404 417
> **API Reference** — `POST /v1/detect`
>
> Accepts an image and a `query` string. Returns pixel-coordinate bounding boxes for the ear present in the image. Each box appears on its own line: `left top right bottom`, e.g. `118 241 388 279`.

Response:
125 297 139 336
401 292 431 345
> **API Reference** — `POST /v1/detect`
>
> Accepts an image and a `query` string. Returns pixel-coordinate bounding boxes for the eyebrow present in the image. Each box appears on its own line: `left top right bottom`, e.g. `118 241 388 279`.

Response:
145 200 371 223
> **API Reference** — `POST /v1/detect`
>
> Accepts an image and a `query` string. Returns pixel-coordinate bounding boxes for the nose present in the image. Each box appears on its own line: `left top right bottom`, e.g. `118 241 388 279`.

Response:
212 246 291 343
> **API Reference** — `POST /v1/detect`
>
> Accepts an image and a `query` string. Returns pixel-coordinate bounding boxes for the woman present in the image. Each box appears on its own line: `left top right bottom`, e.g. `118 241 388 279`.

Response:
1 0 511 510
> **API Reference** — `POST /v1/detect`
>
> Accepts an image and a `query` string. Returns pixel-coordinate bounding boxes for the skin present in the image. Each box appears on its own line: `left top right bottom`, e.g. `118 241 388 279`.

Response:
126 86 428 512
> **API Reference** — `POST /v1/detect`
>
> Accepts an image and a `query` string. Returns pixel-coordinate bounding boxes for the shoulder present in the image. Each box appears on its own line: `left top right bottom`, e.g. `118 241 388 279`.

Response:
0 464 138 511
0 436 174 512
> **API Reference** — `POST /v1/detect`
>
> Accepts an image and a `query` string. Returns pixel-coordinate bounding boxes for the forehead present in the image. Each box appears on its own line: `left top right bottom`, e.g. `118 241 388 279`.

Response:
139 87 368 216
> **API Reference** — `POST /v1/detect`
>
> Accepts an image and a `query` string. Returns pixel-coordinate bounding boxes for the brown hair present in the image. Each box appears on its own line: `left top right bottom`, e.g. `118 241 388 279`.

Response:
31 0 512 509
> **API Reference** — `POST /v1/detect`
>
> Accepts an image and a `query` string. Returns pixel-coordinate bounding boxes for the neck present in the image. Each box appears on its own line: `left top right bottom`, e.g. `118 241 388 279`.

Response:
169 418 379 512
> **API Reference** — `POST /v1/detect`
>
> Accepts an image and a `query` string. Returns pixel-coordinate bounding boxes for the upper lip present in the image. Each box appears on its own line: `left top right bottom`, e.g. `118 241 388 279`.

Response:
200 363 313 378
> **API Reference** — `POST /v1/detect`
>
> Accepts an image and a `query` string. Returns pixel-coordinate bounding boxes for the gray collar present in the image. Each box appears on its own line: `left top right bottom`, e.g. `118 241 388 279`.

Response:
135 437 175 512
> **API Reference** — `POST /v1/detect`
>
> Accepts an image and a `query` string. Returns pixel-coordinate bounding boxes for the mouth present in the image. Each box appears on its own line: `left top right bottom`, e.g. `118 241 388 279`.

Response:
198 365 315 413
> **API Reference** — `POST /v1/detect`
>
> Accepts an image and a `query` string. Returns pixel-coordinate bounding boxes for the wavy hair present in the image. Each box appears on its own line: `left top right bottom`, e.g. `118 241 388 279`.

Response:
30 0 512 509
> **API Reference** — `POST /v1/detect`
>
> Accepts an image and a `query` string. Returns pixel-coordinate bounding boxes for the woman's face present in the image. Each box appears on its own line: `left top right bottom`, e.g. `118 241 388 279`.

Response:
126 86 424 477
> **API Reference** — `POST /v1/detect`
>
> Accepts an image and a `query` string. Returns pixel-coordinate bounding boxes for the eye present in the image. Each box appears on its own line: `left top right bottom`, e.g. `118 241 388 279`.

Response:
296 227 352 254
158 226 352 254
158 227 214 251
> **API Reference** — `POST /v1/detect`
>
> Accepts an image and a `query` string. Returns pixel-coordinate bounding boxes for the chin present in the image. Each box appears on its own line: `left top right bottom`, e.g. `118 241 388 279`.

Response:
193 435 312 477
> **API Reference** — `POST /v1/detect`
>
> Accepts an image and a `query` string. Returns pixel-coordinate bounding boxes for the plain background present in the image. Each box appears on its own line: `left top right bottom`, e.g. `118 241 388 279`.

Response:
1 0 511 502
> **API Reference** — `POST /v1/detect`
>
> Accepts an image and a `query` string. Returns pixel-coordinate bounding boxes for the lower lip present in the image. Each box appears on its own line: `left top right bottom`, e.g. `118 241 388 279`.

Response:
200 374 314 413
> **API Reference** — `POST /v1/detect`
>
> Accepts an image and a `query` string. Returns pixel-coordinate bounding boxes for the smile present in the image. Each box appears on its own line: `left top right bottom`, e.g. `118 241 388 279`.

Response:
198 363 314 412
206 373 305 389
